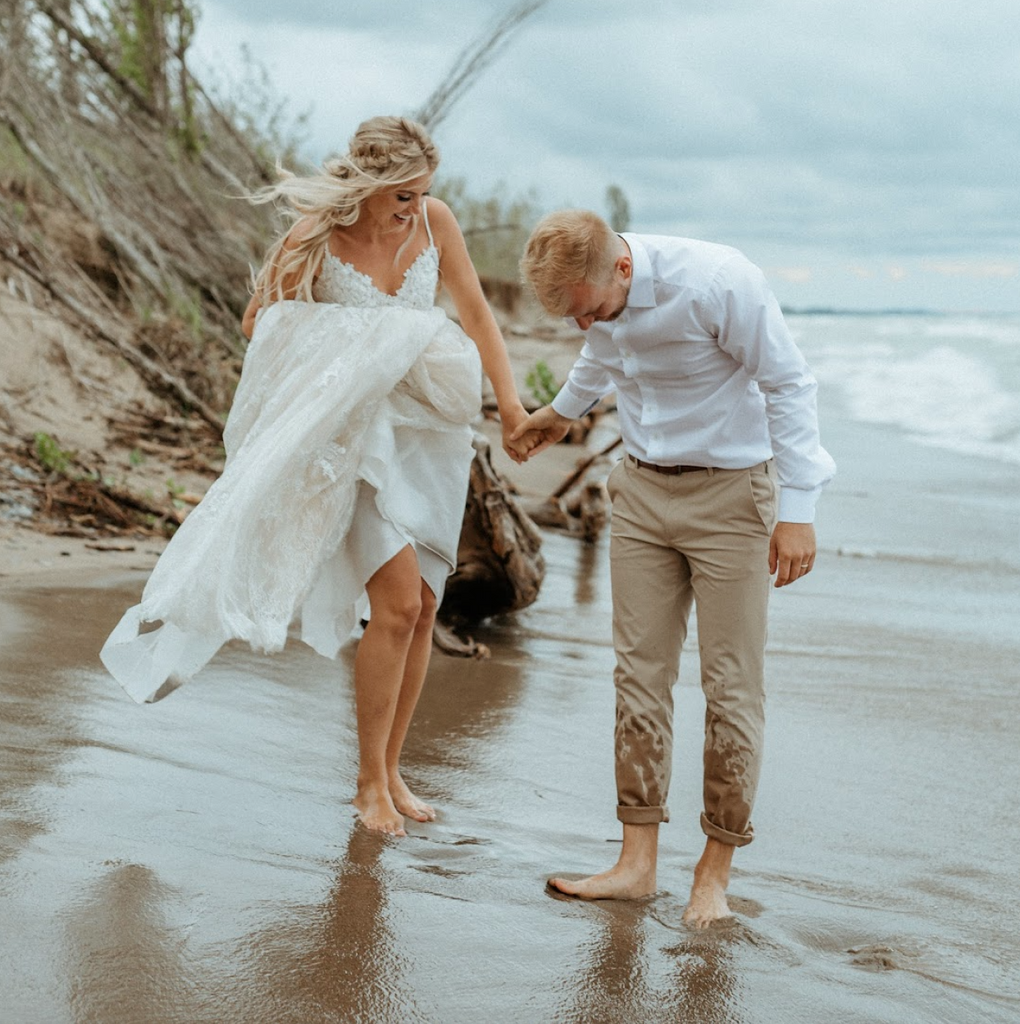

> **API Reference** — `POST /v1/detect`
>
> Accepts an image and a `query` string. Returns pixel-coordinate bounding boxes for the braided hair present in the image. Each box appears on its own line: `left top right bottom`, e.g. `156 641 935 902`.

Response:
249 116 439 306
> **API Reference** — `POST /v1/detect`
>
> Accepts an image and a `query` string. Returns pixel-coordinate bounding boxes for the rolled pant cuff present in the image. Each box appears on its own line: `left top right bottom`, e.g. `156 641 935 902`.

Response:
617 804 669 825
700 812 754 847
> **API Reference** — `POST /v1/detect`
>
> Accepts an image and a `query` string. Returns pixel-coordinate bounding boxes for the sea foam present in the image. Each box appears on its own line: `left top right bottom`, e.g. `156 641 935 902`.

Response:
793 314 1020 466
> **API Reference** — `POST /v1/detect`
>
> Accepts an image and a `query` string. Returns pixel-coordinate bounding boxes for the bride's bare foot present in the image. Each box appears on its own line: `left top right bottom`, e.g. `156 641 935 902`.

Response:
682 837 735 928
353 782 406 836
389 772 435 822
548 822 659 900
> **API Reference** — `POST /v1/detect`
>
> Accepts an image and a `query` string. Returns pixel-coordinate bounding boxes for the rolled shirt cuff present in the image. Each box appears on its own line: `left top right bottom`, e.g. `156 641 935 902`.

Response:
778 484 822 523
551 383 603 420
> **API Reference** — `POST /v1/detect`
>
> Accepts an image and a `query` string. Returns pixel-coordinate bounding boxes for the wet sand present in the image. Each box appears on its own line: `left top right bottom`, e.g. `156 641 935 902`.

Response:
3 410 1020 1023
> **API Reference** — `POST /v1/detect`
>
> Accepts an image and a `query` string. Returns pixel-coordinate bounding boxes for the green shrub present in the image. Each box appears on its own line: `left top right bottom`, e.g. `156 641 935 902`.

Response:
33 432 74 474
525 359 559 405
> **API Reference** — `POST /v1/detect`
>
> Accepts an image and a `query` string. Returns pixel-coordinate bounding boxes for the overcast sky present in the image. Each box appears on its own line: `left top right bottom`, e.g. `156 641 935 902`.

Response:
192 0 1020 312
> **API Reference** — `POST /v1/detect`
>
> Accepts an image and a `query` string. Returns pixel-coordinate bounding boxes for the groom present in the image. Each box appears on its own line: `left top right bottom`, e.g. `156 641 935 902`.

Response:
513 210 835 926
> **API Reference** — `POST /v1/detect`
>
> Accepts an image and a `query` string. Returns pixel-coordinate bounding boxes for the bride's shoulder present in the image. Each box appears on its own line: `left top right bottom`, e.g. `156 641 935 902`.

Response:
283 215 323 250
424 197 460 237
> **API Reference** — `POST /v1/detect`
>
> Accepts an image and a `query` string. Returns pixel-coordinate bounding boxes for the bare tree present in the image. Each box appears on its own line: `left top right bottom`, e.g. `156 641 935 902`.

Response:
415 0 548 130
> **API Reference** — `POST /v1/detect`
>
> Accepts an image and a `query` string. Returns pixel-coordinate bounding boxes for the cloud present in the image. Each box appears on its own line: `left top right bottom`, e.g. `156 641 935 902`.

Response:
847 265 876 280
924 261 1020 279
192 0 1020 309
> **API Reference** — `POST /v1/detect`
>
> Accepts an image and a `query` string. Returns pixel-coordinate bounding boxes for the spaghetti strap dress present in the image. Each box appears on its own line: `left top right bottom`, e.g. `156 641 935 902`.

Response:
101 200 482 703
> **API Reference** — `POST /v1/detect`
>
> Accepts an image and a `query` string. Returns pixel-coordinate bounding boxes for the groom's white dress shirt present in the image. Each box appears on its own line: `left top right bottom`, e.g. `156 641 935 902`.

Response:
550 232 836 522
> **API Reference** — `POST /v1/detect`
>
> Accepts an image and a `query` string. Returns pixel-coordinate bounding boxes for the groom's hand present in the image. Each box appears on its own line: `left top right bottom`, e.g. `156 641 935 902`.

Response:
769 522 816 587
510 406 573 459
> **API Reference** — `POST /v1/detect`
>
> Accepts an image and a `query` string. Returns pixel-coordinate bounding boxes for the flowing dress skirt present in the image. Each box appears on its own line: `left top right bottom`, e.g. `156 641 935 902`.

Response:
100 300 481 703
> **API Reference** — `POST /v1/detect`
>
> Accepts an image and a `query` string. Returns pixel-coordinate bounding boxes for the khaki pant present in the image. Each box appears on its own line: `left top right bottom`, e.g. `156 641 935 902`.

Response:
606 456 778 847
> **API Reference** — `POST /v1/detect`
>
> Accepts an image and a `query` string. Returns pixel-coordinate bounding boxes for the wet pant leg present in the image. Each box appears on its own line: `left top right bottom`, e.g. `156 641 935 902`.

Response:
608 458 777 845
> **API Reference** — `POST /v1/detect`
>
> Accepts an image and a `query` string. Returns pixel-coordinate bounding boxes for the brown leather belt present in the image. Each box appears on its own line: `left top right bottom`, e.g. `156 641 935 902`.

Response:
628 454 711 475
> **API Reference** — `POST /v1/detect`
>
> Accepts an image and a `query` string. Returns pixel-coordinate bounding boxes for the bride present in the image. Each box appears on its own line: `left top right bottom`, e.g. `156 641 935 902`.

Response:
101 115 529 836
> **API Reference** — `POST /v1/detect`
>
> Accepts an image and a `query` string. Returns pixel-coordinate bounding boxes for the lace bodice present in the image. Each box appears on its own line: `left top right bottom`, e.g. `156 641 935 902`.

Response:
313 199 440 310
313 245 439 310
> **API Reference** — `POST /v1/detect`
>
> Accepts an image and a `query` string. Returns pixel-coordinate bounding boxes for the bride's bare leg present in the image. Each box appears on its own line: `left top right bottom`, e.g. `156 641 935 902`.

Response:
386 580 438 822
353 547 425 836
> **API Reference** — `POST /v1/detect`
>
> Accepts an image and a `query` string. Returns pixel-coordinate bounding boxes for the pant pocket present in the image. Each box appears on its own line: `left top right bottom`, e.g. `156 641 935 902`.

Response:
748 461 778 533
606 457 624 501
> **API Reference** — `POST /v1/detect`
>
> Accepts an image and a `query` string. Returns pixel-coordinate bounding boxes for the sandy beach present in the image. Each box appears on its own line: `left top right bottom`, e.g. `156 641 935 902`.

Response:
2 313 1020 1023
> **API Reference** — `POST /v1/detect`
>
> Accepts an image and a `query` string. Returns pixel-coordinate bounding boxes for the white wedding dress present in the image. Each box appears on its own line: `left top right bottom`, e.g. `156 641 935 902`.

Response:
101 202 481 703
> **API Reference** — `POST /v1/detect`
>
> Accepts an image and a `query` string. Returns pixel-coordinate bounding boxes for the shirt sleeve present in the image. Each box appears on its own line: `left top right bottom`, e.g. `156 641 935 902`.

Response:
550 341 616 419
708 255 836 522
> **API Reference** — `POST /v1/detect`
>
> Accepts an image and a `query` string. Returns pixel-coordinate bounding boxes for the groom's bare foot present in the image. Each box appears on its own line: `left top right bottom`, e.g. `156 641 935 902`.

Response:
682 876 732 927
548 822 659 900
548 863 657 900
353 782 406 836
682 837 735 928
389 773 435 823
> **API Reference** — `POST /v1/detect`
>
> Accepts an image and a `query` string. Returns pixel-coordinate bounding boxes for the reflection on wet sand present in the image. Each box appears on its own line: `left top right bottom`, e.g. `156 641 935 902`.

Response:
229 827 422 1024
0 588 103 865
665 940 739 1024
4 476 1020 1023
210 637 536 1023
572 541 600 607
550 895 743 1024
62 862 195 1024
553 899 652 1023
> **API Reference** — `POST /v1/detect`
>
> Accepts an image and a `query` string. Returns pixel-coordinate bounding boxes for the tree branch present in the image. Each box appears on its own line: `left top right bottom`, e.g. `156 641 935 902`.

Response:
415 0 548 130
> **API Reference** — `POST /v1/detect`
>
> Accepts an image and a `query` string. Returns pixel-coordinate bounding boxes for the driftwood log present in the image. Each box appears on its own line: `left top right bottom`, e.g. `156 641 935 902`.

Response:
433 432 545 657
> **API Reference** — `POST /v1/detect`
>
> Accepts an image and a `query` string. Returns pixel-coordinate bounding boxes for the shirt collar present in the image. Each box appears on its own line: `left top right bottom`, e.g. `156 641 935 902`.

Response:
621 233 656 309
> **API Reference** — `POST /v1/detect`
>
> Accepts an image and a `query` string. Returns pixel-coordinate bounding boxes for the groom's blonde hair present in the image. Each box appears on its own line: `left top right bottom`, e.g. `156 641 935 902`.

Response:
520 209 619 316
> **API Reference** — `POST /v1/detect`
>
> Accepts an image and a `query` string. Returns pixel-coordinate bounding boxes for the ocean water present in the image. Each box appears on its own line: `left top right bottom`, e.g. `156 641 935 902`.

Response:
790 313 1020 468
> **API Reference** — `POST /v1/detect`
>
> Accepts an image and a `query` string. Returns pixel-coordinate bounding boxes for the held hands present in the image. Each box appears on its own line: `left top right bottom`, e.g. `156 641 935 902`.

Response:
508 405 573 461
499 401 532 464
769 521 816 587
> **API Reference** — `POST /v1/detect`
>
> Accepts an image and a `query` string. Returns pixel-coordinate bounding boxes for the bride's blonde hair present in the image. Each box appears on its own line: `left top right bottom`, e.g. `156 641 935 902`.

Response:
249 116 439 305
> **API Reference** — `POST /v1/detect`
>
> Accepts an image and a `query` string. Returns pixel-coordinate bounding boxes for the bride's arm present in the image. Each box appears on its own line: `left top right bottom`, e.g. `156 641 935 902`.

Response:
242 217 324 339
426 199 528 456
